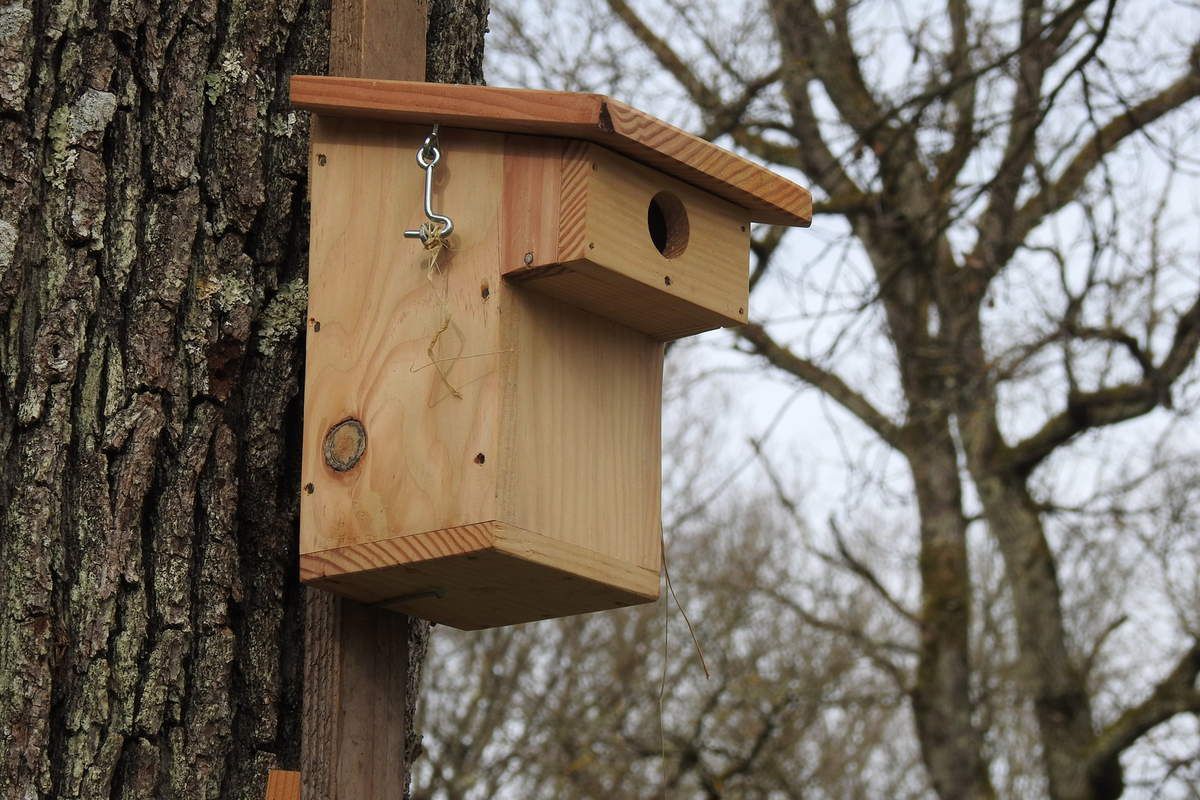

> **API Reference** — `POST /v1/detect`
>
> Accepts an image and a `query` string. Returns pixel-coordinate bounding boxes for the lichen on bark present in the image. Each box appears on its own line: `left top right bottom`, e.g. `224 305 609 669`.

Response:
1 0 492 796
0 0 326 797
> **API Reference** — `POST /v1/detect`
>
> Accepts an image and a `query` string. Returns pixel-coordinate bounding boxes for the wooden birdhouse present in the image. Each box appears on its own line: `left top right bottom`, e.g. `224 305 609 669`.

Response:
291 77 811 629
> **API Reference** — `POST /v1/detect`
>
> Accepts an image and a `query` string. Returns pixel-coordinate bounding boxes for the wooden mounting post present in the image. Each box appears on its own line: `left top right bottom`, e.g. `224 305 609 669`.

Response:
329 0 427 81
300 2 428 799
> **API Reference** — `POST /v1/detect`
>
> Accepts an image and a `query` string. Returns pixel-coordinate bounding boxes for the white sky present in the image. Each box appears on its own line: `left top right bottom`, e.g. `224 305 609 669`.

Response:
479 1 1200 792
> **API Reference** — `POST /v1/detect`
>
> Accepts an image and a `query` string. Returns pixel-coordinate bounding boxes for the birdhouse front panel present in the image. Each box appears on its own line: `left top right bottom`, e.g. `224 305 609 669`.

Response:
498 288 664 571
501 138 753 340
292 77 812 629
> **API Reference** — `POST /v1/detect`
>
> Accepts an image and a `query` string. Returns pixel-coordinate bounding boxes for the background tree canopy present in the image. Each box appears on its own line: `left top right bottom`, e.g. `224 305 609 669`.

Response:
417 2 1200 798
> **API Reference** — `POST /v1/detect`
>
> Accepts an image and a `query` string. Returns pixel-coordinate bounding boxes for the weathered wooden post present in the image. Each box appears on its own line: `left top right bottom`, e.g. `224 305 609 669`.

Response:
295 3 431 799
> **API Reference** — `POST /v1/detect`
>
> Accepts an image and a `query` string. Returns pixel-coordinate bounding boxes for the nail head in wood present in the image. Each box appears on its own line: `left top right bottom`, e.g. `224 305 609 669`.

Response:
324 418 367 472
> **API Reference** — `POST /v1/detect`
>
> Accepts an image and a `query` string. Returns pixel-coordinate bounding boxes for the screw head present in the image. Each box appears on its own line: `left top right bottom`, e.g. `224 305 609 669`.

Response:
523 251 534 265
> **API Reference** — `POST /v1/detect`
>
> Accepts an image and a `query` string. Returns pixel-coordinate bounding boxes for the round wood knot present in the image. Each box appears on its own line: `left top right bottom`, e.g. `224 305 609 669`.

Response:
324 419 367 472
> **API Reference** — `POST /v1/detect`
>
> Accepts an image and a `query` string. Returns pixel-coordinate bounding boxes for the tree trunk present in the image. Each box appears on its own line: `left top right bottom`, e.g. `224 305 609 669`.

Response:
907 428 995 800
953 309 1120 800
857 219 995 800
0 2 485 799
971 473 1118 800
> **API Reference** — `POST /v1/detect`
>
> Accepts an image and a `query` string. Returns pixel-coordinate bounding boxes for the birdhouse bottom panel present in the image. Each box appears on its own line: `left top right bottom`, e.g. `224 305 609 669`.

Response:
300 521 660 629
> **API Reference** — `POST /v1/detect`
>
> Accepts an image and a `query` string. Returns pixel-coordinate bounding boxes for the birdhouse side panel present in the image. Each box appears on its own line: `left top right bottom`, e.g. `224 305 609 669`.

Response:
301 119 506 557
500 134 565 271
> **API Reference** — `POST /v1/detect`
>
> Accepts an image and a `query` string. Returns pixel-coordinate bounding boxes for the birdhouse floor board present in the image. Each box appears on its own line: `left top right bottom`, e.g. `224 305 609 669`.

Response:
300 521 660 629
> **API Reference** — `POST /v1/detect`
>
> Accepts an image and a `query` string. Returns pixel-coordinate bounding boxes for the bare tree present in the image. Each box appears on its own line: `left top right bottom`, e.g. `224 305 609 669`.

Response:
468 2 1200 798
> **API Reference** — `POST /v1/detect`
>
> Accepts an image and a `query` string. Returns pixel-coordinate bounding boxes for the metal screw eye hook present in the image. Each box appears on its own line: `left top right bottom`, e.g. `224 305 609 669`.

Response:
404 127 454 243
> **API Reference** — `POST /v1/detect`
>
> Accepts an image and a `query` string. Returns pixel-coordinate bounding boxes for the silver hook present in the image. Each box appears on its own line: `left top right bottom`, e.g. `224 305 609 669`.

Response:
404 126 454 242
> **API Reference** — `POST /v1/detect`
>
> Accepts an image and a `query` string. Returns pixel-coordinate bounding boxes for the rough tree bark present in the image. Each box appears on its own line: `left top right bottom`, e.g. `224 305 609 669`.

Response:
0 2 486 799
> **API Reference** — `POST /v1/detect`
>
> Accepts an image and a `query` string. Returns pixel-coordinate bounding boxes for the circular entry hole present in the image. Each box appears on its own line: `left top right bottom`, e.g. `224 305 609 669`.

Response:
647 191 689 259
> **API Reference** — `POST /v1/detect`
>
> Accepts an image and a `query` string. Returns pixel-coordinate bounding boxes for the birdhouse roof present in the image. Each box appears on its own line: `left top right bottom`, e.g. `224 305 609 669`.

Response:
290 76 812 227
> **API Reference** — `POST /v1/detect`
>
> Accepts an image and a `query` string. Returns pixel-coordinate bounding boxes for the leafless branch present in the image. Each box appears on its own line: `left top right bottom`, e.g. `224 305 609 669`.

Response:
1003 293 1200 473
1088 640 1200 774
979 43 1200 273
738 322 908 450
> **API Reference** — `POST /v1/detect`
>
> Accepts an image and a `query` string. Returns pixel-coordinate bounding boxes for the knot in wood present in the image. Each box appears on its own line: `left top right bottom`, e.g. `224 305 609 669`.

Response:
324 418 367 472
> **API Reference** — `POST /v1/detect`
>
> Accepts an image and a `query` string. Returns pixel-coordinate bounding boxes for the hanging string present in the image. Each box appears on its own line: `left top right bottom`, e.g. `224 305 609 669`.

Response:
663 532 709 680
407 225 513 392
415 220 462 400
658 524 710 793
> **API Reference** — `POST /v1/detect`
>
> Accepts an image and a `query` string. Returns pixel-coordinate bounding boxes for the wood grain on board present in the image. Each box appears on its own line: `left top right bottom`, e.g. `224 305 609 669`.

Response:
265 770 300 800
290 75 813 227
302 521 660 629
299 5 428 799
302 119 504 557
330 0 427 79
303 593 409 800
497 288 664 565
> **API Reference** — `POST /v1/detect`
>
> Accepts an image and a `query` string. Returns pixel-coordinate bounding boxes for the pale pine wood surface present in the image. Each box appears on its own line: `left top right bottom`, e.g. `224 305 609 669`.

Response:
499 135 564 270
505 140 752 340
301 521 495 583
499 288 664 569
265 770 300 800
507 262 736 342
301 522 659 629
555 139 592 259
302 119 504 554
583 143 751 327
290 75 813 226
